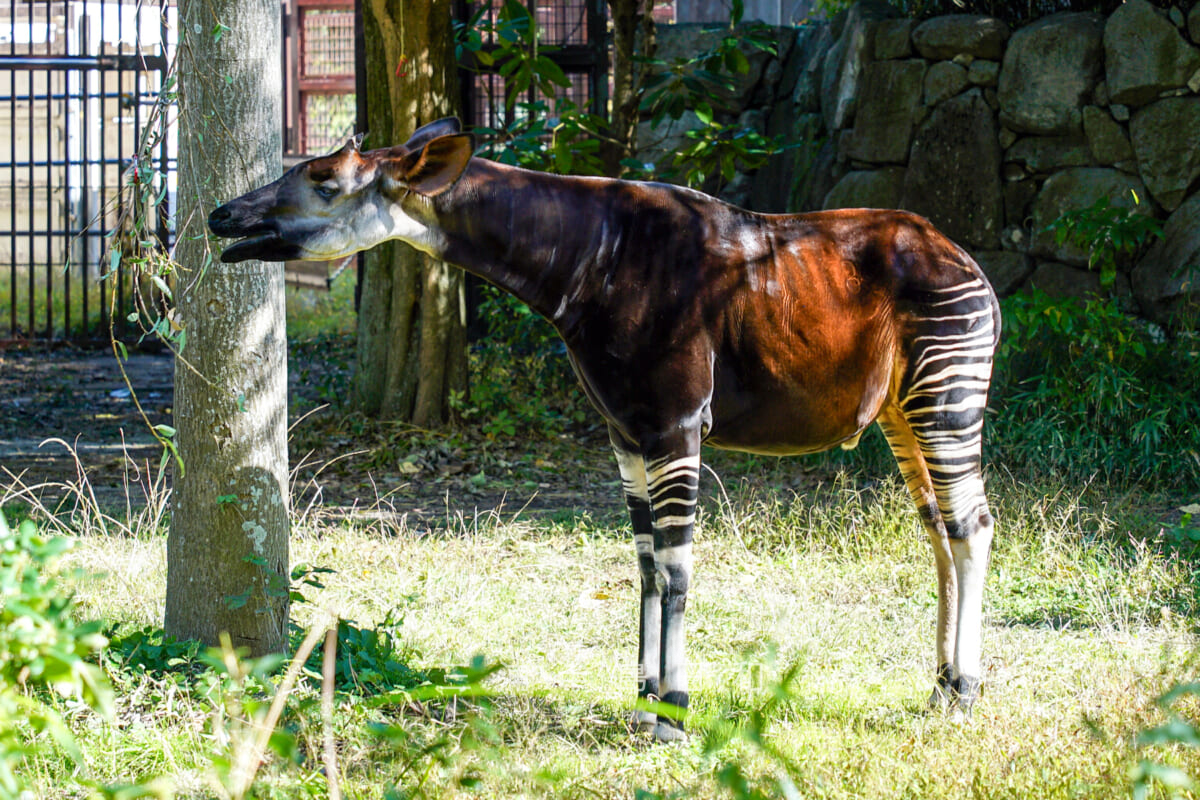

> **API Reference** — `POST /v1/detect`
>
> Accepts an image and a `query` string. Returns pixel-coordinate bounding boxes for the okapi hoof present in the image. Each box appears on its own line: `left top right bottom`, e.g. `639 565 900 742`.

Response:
631 710 658 736
928 685 951 711
653 720 689 743
953 674 983 717
927 664 955 710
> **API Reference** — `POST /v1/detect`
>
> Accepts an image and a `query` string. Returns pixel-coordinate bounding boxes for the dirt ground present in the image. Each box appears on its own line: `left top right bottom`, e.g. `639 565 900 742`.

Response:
0 343 624 526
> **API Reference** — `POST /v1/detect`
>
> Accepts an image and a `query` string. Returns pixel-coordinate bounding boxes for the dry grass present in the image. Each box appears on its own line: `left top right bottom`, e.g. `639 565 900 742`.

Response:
10 444 1196 799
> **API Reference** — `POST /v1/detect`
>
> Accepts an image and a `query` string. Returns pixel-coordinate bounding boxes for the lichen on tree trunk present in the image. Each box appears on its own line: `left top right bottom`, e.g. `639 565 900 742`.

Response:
351 0 467 426
166 0 289 656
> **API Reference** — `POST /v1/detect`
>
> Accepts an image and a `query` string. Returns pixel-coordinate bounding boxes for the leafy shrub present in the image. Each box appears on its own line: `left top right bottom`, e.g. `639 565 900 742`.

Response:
302 611 427 694
1044 192 1163 290
638 10 790 194
0 511 113 797
457 0 609 178
988 290 1200 491
456 286 590 438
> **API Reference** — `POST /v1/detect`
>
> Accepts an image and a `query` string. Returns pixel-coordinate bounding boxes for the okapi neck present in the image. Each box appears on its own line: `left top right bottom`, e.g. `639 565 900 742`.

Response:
432 160 627 329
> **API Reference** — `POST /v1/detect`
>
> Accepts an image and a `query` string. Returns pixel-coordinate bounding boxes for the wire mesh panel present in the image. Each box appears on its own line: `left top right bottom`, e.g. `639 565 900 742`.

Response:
302 91 355 154
460 0 606 137
0 0 174 342
291 0 354 155
300 6 354 76
536 0 589 45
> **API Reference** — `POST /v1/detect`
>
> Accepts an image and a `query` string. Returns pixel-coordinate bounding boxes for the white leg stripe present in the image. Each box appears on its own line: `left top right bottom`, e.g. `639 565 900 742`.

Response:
613 449 649 500
950 526 992 679
654 514 697 529
655 542 693 567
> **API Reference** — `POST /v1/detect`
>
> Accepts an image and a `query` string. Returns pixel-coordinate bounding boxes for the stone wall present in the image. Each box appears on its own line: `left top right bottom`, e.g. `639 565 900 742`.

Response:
642 0 1200 325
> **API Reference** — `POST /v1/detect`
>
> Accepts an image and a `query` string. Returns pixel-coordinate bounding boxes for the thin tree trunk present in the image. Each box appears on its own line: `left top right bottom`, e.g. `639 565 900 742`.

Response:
605 0 657 176
351 0 466 425
166 0 289 655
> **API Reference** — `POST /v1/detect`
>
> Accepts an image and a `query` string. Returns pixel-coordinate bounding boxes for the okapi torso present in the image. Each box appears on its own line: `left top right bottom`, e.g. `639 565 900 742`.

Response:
209 118 1001 740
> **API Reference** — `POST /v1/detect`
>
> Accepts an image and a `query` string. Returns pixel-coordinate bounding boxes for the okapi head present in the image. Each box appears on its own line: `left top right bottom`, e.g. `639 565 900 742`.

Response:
208 118 474 263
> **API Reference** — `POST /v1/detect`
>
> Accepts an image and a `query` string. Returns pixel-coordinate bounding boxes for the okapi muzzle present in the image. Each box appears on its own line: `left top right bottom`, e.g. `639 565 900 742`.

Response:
208 117 1002 741
208 176 307 263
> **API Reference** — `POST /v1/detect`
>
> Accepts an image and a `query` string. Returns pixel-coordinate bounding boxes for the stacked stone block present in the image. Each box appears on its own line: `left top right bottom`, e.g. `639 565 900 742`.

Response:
643 0 1200 325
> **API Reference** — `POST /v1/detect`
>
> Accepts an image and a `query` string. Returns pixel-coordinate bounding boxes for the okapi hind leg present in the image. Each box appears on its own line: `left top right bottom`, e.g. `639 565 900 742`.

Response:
896 278 999 715
876 406 958 710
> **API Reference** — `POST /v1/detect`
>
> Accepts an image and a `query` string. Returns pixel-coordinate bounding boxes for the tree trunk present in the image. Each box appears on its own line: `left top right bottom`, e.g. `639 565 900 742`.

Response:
351 0 467 426
604 0 657 176
166 0 289 656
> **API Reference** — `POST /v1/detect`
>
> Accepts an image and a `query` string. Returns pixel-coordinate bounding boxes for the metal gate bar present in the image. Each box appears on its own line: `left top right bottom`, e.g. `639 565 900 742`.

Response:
1 0 173 344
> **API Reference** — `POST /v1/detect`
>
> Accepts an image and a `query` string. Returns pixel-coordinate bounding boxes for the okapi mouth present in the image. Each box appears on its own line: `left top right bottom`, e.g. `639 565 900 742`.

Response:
216 232 302 264
208 206 303 263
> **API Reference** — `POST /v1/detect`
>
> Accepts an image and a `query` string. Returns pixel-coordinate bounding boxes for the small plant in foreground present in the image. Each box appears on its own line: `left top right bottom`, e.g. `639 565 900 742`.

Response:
368 655 505 799
637 655 805 800
0 511 112 797
1131 682 1200 800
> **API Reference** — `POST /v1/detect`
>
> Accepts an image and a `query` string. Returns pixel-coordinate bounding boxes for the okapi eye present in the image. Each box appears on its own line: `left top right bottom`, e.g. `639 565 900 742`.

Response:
314 183 339 200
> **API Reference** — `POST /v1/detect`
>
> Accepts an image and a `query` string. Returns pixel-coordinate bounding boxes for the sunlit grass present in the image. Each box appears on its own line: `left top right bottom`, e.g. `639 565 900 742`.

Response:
16 461 1195 799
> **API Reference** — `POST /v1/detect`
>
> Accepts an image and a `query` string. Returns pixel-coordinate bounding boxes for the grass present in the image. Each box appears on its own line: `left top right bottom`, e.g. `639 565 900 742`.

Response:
4 290 1199 797
285 269 357 340
9 451 1200 798
0 263 120 340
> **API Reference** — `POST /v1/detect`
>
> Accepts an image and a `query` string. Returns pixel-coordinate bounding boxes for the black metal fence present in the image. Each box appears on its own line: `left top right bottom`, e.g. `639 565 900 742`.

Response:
1 0 173 343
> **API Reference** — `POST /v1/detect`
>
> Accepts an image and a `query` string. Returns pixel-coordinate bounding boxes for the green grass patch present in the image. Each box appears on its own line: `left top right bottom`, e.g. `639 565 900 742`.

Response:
6 466 1198 798
286 268 358 340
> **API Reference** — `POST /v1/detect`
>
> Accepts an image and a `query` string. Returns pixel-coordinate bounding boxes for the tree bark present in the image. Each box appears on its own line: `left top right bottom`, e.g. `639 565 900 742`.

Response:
351 0 467 426
166 0 289 655
604 0 657 176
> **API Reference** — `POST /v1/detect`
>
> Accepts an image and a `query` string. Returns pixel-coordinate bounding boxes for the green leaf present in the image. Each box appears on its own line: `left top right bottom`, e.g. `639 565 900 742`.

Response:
150 275 173 300
725 47 750 75
535 55 571 88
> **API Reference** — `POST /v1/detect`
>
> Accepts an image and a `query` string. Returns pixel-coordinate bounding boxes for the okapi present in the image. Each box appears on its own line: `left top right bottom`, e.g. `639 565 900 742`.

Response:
209 118 1000 740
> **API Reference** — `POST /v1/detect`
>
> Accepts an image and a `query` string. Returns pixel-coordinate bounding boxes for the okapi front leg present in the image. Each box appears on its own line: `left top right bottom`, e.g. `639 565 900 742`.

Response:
611 434 659 734
644 448 701 741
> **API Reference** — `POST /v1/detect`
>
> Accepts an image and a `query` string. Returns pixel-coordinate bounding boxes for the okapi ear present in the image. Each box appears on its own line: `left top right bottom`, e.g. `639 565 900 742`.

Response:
402 117 463 151
395 134 475 197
